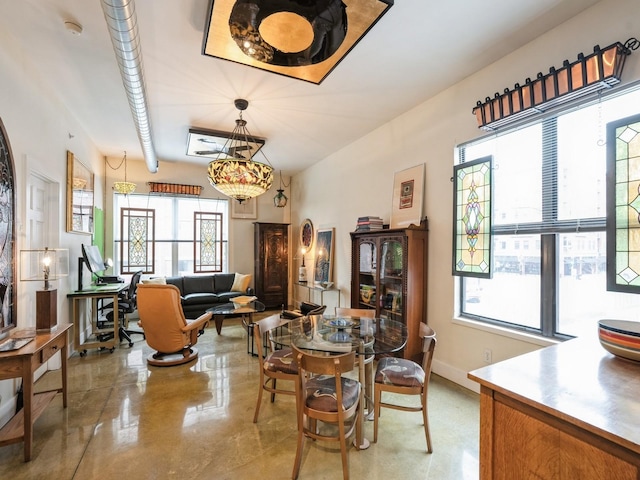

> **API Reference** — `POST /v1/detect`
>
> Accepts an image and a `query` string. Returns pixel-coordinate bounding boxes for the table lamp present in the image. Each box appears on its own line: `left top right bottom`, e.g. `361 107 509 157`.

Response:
298 248 308 283
20 247 69 331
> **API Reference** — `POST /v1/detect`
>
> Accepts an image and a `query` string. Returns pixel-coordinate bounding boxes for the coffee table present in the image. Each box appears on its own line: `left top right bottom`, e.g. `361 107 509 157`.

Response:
208 300 266 355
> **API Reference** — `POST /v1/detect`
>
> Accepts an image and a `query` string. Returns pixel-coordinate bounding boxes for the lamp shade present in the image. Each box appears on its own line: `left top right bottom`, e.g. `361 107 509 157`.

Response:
207 159 273 203
113 181 137 195
205 99 275 203
273 188 288 208
20 248 69 290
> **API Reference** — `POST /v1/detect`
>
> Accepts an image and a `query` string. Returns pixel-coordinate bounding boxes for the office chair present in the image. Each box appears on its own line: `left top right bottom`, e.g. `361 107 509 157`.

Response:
101 270 144 347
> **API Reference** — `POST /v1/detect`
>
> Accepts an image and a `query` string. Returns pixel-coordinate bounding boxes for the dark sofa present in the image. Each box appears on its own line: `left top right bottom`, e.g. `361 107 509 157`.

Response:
164 273 253 318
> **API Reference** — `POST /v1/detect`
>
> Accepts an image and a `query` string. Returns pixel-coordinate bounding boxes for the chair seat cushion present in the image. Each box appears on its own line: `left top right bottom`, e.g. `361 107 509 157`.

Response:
265 348 298 375
305 376 360 412
375 357 425 388
182 292 219 305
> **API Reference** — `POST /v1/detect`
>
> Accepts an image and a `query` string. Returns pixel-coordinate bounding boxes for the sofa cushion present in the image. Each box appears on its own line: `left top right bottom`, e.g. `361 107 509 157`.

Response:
183 275 215 295
216 291 243 303
213 273 235 293
231 273 252 292
182 292 219 306
142 277 166 285
165 276 184 294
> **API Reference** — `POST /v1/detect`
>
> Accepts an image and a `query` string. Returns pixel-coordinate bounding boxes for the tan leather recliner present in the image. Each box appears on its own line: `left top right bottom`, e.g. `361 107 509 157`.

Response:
137 283 212 366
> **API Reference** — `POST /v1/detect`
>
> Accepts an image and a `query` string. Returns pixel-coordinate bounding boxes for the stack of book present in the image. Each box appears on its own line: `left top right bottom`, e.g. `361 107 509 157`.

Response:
355 216 384 231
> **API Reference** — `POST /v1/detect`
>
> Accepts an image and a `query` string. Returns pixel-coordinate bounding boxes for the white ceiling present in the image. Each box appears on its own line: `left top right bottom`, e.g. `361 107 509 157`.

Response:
0 0 601 174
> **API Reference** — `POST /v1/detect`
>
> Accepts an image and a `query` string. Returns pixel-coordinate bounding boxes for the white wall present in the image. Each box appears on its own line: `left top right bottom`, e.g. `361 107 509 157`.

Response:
291 0 640 390
0 23 106 424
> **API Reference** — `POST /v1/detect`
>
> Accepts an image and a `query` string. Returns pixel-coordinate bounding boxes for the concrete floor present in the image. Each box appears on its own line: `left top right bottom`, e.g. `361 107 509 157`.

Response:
0 315 480 479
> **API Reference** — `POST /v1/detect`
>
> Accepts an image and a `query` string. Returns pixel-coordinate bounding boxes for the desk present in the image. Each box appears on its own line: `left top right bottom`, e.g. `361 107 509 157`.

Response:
278 315 407 450
0 323 71 461
67 283 129 356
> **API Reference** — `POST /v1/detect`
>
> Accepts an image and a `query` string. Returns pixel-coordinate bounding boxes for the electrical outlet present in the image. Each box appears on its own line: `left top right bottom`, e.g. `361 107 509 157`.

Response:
483 348 492 364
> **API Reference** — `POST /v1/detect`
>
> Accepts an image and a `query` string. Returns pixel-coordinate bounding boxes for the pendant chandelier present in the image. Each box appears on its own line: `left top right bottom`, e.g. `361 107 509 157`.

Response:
207 99 274 203
273 170 288 208
112 151 137 195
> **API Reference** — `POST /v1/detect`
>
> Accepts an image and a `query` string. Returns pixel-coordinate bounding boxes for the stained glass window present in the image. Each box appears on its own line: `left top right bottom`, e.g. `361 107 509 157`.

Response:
453 156 493 277
120 207 155 274
194 211 223 273
607 113 640 292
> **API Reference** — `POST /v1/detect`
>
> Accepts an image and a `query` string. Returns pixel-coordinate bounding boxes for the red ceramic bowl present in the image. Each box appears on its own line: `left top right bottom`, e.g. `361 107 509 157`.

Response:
598 319 640 362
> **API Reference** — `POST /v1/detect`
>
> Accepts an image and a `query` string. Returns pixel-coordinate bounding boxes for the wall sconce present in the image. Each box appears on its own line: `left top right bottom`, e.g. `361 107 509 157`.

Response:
20 247 69 331
298 247 308 283
473 38 639 131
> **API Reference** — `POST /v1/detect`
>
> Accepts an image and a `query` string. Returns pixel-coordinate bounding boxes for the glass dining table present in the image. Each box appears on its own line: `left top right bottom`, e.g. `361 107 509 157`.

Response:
272 314 408 450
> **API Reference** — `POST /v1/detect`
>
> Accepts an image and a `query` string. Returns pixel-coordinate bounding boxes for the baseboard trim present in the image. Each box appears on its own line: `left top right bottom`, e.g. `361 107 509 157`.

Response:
432 359 480 393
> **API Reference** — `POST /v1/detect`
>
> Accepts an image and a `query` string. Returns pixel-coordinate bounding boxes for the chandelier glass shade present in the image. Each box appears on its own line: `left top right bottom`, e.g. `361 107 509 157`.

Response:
207 99 274 203
112 151 137 195
207 158 273 202
273 170 288 207
113 180 137 195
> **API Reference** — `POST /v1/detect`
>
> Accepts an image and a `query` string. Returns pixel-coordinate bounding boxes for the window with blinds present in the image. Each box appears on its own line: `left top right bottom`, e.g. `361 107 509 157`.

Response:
456 85 640 339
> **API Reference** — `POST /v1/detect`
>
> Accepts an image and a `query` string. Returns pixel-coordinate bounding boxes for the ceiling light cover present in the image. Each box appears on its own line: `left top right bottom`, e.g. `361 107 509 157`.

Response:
206 99 274 203
203 0 394 84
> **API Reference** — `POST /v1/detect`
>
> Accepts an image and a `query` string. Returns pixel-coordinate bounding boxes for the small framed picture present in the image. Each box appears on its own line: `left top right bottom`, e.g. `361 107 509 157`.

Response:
313 228 334 284
231 197 257 219
390 164 425 228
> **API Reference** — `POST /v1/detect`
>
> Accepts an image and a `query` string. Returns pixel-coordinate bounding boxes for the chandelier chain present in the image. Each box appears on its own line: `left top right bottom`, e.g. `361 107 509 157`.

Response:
106 151 127 171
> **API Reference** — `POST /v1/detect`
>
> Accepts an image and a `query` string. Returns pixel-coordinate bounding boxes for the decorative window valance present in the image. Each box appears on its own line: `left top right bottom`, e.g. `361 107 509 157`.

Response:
473 38 639 131
148 182 202 196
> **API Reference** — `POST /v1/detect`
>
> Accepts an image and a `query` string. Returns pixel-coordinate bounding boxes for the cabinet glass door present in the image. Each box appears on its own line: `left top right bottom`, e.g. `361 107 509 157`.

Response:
379 239 404 319
357 241 377 309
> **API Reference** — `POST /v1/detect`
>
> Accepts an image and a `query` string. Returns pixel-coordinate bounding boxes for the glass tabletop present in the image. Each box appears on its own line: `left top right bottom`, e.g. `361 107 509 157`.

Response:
278 314 407 355
208 300 266 316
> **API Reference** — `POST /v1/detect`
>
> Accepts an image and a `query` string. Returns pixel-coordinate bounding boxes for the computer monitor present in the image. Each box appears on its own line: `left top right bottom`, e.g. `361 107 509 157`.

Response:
81 244 106 274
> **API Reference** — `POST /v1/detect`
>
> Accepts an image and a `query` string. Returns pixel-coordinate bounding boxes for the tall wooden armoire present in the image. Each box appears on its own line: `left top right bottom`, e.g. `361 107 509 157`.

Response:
254 222 289 309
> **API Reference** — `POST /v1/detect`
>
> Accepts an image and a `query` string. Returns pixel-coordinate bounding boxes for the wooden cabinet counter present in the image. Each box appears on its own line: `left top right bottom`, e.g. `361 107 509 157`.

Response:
468 335 640 479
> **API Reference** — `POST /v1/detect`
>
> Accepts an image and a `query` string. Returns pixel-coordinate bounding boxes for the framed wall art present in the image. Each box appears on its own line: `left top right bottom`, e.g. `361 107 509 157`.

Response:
66 151 94 234
313 228 334 284
390 163 425 229
231 197 257 219
300 218 314 250
0 117 16 333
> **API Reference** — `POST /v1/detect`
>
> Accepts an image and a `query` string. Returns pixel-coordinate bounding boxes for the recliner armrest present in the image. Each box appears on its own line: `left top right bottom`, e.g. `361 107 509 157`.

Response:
183 311 212 340
246 287 255 295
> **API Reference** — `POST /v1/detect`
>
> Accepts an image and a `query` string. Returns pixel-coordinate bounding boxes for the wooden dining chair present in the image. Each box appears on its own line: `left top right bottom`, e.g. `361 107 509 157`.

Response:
291 344 361 480
335 307 376 411
252 314 298 423
373 322 436 453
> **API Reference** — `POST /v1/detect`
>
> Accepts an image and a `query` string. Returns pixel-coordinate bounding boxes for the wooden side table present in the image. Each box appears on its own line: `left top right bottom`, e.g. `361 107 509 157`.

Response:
0 323 71 461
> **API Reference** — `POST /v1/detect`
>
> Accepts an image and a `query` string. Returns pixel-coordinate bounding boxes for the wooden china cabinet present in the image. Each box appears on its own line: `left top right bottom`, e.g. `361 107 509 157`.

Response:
350 223 428 361
254 222 289 309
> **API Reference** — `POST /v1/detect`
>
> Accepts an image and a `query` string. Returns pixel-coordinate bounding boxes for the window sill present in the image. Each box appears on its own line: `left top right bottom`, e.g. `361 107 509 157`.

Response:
452 316 561 348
